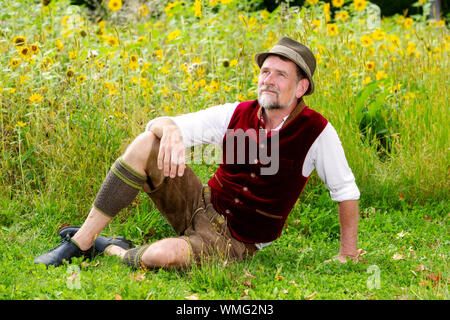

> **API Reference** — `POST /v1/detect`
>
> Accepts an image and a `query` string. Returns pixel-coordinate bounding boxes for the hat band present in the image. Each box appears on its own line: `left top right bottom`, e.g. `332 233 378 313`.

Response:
270 45 312 76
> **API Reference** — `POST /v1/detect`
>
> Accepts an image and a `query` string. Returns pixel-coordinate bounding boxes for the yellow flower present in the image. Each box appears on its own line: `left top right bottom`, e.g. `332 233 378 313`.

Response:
362 76 371 85
108 0 122 12
332 0 344 7
29 93 43 103
335 11 349 22
372 29 385 41
30 44 39 55
137 36 147 44
365 61 375 71
306 0 319 5
167 29 181 41
55 39 64 51
193 0 202 18
312 19 321 30
61 29 72 38
16 121 27 127
69 51 77 59
156 49 163 60
161 65 170 74
353 0 367 12
129 61 139 71
391 83 402 93
106 36 119 47
360 34 373 46
407 42 416 56
375 70 387 80
220 0 233 4
13 36 26 47
130 54 139 63
229 59 238 67
18 46 31 59
62 16 70 28
327 23 338 36
403 17 413 29
77 74 86 83
20 75 30 84
139 4 149 16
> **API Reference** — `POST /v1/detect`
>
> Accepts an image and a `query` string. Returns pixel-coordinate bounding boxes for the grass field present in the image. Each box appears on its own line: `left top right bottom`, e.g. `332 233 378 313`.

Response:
0 0 448 299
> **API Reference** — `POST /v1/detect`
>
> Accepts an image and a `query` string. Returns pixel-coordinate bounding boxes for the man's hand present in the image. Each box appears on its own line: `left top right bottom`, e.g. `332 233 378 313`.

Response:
324 253 358 264
148 118 186 178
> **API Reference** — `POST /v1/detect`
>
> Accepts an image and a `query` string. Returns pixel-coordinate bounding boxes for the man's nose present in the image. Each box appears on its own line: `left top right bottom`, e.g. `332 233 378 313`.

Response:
263 72 275 86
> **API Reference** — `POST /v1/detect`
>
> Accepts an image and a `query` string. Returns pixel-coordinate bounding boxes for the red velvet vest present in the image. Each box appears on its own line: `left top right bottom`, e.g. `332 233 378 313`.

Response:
207 99 328 243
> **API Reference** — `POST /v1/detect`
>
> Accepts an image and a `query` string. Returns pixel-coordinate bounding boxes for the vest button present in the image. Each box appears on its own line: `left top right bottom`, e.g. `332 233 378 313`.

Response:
225 209 231 214
243 186 248 192
234 198 240 203
250 173 256 178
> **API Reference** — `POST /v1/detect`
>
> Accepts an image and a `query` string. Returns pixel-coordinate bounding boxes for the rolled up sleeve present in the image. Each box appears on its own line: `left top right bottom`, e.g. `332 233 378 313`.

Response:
308 123 360 202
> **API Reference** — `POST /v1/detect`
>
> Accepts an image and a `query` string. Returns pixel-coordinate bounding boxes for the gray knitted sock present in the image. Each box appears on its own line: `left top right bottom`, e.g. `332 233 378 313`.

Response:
122 245 150 269
93 157 146 218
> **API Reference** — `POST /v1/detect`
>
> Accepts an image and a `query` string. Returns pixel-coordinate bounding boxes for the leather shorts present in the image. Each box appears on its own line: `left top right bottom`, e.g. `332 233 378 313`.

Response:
145 166 258 264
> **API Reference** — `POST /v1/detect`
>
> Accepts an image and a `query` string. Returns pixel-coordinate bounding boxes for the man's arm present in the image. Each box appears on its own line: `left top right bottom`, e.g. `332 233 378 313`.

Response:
306 123 361 263
337 199 359 262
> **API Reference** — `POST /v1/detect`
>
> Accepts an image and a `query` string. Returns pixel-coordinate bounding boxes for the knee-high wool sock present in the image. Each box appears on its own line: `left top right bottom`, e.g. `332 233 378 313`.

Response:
93 157 146 218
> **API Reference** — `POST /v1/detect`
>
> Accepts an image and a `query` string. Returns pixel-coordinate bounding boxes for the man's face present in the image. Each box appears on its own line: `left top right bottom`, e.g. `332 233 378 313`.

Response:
257 55 305 110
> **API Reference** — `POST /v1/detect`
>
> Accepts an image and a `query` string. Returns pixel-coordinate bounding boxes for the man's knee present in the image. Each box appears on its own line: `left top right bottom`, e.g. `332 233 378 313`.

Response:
121 131 162 183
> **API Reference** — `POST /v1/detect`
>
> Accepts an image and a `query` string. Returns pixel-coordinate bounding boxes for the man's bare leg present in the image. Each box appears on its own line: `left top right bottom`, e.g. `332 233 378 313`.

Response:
71 131 164 251
105 238 191 268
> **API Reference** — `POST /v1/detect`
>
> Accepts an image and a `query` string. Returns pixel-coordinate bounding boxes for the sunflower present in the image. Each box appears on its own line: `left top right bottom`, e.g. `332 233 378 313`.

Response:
332 0 344 7
30 44 39 55
108 0 122 12
29 93 43 104
403 18 413 29
335 11 349 22
360 34 373 46
376 70 388 80
167 30 181 41
353 0 367 12
372 29 385 41
365 61 375 72
139 5 150 16
13 36 26 47
18 46 31 59
9 58 21 68
327 24 338 36
105 36 119 47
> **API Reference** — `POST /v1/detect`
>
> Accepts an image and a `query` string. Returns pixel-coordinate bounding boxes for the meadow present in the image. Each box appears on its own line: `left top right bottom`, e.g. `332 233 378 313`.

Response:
0 0 448 300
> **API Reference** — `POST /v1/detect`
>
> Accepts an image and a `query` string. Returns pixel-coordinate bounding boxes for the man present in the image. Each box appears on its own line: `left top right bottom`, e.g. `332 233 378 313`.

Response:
34 37 360 269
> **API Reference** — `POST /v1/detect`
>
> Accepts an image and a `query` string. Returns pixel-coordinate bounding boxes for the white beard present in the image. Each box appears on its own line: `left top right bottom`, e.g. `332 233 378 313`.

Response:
258 86 297 110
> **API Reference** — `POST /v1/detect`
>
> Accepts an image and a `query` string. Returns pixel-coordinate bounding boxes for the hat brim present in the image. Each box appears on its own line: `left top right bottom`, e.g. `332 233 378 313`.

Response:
254 51 315 95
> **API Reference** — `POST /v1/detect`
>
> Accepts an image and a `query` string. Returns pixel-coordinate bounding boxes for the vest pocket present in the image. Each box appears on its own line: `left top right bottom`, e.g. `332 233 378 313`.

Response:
255 209 283 220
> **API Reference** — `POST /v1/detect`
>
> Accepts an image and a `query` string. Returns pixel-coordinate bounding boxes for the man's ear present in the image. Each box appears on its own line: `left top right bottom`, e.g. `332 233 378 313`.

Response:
296 78 309 98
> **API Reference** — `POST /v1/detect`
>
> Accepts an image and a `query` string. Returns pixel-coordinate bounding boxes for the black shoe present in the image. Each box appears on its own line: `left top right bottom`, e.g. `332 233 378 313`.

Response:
58 226 132 253
34 235 93 267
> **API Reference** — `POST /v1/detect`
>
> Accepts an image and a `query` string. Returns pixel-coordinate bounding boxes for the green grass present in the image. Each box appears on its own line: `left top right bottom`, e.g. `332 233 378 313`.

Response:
1 183 448 299
0 0 448 299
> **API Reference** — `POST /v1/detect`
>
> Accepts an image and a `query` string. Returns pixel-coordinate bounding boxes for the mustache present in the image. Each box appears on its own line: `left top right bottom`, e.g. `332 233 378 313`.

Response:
259 85 280 95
